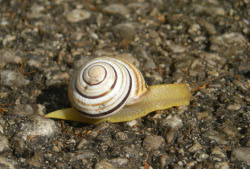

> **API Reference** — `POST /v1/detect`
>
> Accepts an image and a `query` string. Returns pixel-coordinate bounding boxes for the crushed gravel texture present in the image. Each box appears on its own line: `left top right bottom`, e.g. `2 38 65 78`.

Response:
0 0 249 169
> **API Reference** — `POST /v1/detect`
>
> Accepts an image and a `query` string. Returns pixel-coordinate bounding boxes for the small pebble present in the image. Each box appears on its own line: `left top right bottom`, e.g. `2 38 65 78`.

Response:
95 160 115 169
238 62 250 74
76 138 88 150
0 156 16 169
196 111 209 120
143 135 165 151
145 59 157 70
137 49 156 69
122 146 139 158
12 104 34 116
0 18 9 26
221 122 238 138
113 23 136 41
188 24 201 35
29 3 45 19
204 131 228 145
214 161 229 169
17 115 59 141
52 145 60 152
0 49 21 68
0 125 3 134
52 72 70 81
115 53 140 68
0 92 8 99
163 115 183 129
195 152 209 162
207 70 219 77
165 128 175 144
0 70 30 87
103 4 129 16
210 32 247 56
211 146 226 161
166 41 186 53
126 120 138 127
188 141 202 153
0 136 9 152
66 9 91 23
33 104 45 116
193 4 225 16
231 148 250 165
27 59 41 69
160 154 173 168
108 157 128 167
2 35 16 46
114 132 128 141
197 19 216 35
28 153 44 168
70 151 95 161
227 104 241 111
186 161 197 169
55 162 66 169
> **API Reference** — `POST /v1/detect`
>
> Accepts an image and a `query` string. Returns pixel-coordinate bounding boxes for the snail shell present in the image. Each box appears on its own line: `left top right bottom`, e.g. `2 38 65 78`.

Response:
68 57 149 119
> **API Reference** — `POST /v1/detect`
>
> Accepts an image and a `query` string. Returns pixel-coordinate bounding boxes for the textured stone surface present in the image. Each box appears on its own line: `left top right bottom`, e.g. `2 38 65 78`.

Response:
0 0 249 168
231 148 250 165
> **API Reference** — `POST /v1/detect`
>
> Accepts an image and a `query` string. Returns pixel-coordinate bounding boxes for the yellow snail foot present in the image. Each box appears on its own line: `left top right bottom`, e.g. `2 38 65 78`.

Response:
45 83 192 124
44 108 105 124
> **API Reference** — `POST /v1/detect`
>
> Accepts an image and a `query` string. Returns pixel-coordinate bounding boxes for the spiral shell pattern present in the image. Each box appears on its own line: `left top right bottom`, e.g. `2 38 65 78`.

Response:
68 57 149 119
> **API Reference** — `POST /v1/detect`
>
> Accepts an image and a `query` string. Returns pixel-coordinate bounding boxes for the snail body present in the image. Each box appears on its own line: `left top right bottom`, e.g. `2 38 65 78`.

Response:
45 57 192 124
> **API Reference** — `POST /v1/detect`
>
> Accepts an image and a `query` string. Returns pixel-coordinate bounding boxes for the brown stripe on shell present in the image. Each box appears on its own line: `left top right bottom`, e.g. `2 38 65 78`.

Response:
76 64 117 99
72 92 114 107
129 85 149 105
72 66 125 107
129 62 140 95
77 66 132 118
138 70 145 93
72 75 127 112
115 57 140 96
82 65 107 86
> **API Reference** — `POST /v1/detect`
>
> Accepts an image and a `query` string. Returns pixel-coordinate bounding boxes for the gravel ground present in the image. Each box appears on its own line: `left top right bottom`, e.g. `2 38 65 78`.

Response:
0 0 249 168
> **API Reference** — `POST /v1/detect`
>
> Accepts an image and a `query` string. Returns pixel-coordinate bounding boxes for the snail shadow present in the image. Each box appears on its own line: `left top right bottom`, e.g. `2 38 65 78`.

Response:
36 85 92 127
36 84 70 113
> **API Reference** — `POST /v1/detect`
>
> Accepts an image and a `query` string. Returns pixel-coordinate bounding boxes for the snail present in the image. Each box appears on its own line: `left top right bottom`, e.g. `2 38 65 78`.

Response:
45 57 192 124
